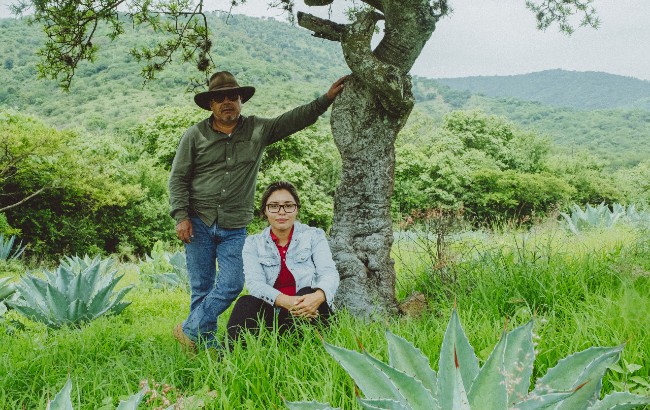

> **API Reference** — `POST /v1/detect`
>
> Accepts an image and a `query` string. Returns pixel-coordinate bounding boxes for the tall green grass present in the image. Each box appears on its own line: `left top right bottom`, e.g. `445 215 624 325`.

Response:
0 225 648 408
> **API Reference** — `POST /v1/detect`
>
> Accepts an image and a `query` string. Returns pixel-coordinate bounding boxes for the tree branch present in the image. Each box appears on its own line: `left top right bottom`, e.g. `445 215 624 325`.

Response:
20 0 214 90
525 0 599 34
304 0 334 6
0 187 47 212
339 10 413 117
373 0 442 73
297 12 345 41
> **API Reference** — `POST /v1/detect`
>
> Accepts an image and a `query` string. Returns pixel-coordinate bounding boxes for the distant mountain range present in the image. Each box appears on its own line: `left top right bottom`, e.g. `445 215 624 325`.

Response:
434 70 650 110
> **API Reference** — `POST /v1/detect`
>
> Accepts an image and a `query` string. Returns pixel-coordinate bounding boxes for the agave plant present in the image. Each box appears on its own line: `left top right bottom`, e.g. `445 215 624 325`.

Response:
561 203 629 234
47 378 165 410
46 377 214 409
0 276 16 317
139 246 189 292
60 254 114 275
0 233 26 261
286 309 650 409
621 204 650 231
8 259 132 329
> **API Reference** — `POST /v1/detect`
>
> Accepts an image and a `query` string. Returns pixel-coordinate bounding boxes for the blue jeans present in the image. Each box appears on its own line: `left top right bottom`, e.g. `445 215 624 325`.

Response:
182 217 246 348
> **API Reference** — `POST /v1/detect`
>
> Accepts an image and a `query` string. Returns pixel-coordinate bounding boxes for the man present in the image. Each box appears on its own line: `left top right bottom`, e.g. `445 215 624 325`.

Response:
169 71 345 351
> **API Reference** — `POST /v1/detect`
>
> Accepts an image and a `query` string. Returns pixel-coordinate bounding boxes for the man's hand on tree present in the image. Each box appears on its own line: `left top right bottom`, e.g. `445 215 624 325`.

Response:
176 219 193 243
326 75 348 101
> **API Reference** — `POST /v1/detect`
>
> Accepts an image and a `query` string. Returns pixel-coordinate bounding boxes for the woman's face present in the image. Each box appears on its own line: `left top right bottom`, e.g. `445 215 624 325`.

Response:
264 189 298 232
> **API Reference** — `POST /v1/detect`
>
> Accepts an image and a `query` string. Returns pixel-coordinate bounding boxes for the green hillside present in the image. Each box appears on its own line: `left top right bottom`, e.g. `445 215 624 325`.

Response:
1 14 648 168
435 69 650 110
413 76 650 168
0 13 346 132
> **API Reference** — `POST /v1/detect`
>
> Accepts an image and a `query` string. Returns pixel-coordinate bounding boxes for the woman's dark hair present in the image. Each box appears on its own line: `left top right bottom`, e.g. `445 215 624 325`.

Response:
259 181 301 217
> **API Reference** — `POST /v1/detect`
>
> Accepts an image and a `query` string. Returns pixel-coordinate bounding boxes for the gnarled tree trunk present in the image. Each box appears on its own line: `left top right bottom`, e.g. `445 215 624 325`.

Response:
328 77 407 316
298 1 444 317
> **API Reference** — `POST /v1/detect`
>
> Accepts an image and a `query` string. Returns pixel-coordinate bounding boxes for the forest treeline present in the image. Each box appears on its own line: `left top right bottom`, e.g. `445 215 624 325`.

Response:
1 13 649 259
414 77 650 168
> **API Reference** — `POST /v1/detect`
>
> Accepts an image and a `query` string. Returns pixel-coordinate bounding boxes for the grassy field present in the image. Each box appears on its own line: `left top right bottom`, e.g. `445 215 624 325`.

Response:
0 224 649 409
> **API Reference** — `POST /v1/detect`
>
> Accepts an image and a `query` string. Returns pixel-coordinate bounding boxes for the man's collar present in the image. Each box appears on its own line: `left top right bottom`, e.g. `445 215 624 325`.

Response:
207 114 244 134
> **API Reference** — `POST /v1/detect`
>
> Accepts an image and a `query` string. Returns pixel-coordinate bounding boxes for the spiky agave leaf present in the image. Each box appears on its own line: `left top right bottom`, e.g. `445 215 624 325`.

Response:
467 328 508 410
503 320 535 404
46 377 73 410
285 308 649 410
362 350 437 410
60 254 114 277
322 341 404 402
437 308 479 409
358 398 410 409
560 212 579 234
0 276 16 300
167 251 187 274
46 377 150 410
511 390 578 410
532 345 625 409
588 392 650 409
0 276 17 317
115 384 148 410
9 274 55 326
386 331 437 395
0 234 25 261
8 301 57 327
451 347 471 410
140 250 189 292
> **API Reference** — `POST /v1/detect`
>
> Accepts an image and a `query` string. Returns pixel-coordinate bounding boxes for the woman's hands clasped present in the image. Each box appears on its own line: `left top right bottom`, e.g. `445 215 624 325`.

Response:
275 289 326 320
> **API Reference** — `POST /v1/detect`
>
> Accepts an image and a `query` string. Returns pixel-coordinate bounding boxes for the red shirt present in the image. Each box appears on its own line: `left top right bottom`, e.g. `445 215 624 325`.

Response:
270 227 296 296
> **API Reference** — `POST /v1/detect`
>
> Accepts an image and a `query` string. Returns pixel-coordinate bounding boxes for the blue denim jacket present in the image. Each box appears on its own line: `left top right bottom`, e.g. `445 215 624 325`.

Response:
242 222 339 307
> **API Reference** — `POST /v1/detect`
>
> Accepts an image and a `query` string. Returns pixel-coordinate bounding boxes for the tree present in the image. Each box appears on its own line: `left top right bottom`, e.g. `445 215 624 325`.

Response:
12 0 601 316
0 110 174 258
0 110 74 213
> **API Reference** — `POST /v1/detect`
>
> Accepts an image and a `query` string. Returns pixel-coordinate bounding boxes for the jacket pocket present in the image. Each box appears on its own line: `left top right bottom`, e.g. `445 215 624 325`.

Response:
294 248 312 263
259 257 279 282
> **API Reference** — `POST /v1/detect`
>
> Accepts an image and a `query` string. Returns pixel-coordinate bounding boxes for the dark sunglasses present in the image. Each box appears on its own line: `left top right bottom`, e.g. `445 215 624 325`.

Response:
212 91 240 103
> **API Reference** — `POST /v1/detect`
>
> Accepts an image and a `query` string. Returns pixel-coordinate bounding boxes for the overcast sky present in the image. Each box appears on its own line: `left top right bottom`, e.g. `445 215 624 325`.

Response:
2 0 648 81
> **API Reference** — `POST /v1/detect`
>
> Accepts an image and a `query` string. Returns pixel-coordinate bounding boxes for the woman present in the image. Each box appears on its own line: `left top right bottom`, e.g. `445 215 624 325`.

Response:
226 181 339 345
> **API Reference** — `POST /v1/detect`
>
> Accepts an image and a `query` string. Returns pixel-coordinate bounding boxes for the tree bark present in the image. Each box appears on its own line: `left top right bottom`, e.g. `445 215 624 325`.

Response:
328 77 408 316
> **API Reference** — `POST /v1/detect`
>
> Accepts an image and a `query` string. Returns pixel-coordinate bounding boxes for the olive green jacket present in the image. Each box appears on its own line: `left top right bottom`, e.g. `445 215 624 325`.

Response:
168 94 331 228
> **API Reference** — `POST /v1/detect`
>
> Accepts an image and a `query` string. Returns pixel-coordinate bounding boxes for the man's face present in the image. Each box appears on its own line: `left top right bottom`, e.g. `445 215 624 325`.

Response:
210 90 242 124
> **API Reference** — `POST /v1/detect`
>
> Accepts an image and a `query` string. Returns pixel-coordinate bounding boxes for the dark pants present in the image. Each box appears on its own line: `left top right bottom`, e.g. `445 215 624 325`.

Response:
226 287 332 347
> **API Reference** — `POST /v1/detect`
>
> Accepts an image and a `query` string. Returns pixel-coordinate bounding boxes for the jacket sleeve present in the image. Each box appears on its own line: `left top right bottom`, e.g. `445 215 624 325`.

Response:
309 229 340 307
243 235 281 306
168 129 194 223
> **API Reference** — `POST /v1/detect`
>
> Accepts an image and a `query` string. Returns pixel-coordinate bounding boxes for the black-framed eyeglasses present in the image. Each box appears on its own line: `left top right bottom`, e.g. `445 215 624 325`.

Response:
213 91 240 103
266 203 298 213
